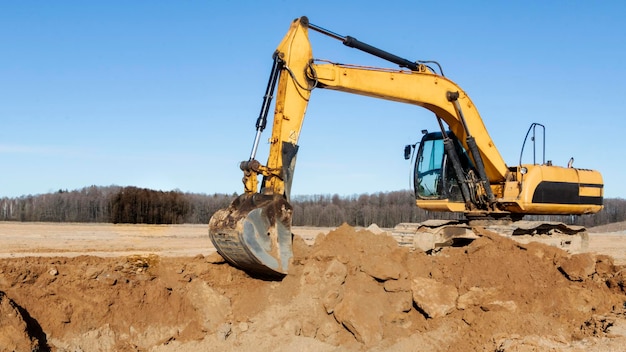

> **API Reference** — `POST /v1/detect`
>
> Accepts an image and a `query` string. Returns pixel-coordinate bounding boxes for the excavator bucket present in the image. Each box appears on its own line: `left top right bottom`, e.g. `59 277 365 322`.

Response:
208 193 293 277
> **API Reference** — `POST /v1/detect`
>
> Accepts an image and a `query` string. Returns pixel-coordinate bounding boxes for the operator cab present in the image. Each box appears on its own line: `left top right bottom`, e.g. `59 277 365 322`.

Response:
409 131 475 202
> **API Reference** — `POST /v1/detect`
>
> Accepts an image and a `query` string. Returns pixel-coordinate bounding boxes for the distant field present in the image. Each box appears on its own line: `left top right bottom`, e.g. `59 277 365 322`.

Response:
0 221 623 264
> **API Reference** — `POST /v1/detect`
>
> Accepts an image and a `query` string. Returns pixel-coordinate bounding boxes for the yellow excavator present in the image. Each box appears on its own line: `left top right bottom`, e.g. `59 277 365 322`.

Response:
209 16 603 277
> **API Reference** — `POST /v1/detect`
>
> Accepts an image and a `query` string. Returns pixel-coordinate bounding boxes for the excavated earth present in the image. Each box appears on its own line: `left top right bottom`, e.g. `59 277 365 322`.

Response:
0 223 625 351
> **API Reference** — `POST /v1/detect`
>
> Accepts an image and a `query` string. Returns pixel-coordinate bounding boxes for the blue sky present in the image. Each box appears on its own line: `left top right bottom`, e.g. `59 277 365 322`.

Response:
1 1 625 198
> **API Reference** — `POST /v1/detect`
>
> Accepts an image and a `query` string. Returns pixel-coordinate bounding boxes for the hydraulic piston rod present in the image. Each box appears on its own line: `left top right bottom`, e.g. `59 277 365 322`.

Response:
307 19 420 71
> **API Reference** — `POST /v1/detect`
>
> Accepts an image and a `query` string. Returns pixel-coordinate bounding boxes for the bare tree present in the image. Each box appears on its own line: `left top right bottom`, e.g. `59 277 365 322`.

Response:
0 187 623 228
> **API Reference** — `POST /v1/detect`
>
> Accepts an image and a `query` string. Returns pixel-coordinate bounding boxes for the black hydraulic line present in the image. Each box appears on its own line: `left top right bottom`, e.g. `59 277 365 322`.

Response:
436 117 472 207
519 123 545 166
436 116 447 138
250 54 283 160
419 60 445 76
307 19 420 71
446 92 496 206
256 53 283 132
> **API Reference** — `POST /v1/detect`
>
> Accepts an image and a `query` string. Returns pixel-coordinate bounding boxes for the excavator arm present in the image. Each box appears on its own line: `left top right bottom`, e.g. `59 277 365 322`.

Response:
208 18 314 277
209 17 603 277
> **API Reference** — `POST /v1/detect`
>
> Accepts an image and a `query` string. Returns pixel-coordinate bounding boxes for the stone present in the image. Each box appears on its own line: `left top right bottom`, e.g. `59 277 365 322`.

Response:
360 256 403 281
411 277 458 318
332 273 384 346
323 259 348 287
206 252 226 264
559 253 596 281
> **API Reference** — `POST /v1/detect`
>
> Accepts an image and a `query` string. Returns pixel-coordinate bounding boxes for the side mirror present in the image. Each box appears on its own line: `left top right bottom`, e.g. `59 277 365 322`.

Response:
404 145 412 160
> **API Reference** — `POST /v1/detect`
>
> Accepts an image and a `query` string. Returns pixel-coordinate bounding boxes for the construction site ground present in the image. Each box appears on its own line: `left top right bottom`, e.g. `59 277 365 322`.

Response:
0 221 625 351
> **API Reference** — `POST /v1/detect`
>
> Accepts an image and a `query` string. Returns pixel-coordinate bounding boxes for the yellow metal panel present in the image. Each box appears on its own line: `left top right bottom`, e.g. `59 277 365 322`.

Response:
416 199 466 212
579 185 603 197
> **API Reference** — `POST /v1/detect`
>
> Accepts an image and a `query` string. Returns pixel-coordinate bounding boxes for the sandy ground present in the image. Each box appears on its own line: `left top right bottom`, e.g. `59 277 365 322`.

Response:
0 223 214 258
0 222 624 264
0 221 625 351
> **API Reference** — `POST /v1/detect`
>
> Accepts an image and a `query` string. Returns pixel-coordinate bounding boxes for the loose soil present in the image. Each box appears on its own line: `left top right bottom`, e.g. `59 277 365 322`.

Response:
0 222 625 351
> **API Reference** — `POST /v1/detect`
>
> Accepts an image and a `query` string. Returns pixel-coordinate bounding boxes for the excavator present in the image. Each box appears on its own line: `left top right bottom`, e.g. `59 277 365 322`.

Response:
209 16 603 277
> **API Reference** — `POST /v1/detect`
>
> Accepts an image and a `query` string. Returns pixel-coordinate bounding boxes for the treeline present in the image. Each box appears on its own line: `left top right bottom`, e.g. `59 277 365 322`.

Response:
0 185 624 228
290 192 462 227
0 186 233 225
291 194 626 228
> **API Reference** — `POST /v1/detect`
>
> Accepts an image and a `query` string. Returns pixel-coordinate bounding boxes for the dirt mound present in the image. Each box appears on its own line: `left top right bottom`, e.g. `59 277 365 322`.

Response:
0 224 625 351
288 225 626 350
